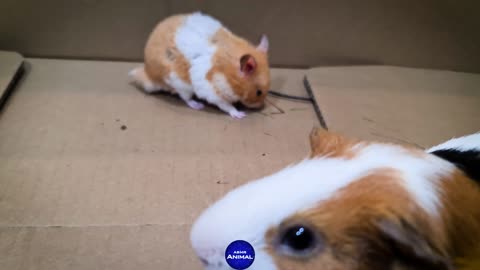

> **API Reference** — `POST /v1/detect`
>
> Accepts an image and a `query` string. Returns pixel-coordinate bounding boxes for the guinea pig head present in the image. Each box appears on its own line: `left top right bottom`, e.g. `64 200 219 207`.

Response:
236 35 270 109
190 128 455 270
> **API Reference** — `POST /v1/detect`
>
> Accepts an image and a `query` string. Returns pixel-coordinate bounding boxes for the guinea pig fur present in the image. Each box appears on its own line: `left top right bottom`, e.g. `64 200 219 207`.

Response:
190 128 480 270
128 12 271 119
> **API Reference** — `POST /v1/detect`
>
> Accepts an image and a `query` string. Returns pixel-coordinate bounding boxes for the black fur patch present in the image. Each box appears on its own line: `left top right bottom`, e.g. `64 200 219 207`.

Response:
431 149 480 183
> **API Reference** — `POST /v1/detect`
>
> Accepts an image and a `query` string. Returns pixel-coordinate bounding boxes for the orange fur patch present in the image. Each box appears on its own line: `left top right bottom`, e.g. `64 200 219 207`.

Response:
308 128 426 160
309 128 365 159
264 168 445 269
144 14 191 90
263 145 480 270
438 170 480 268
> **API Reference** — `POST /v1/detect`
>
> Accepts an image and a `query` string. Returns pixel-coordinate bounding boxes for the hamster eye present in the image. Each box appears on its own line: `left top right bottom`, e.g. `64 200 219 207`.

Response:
256 89 263 96
276 224 322 258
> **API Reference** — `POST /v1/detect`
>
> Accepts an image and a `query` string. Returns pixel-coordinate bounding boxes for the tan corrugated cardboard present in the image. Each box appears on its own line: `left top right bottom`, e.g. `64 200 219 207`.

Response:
307 66 480 148
0 59 316 270
2 60 479 270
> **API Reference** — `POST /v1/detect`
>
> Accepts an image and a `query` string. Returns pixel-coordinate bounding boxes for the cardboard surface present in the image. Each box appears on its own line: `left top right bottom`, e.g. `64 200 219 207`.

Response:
0 51 23 104
307 66 480 148
2 59 479 269
1 0 480 72
0 59 316 269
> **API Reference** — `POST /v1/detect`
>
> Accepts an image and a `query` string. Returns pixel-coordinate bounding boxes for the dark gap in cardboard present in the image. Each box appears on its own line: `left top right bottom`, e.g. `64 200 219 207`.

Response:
303 76 328 130
0 61 26 113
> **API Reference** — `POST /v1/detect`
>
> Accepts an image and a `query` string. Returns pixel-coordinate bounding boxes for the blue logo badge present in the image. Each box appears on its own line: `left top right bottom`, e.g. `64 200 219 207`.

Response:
224 240 255 270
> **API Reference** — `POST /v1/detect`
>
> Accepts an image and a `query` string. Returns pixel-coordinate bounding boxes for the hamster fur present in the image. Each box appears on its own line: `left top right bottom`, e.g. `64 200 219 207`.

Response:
129 12 270 119
190 129 480 270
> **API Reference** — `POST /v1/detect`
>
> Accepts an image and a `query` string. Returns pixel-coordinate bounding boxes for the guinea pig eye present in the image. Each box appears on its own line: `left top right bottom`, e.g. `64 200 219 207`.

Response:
276 224 322 258
256 89 263 96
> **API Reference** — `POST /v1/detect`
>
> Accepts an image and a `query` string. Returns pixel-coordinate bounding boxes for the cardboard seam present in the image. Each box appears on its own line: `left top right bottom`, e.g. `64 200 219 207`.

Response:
303 76 328 129
0 61 25 111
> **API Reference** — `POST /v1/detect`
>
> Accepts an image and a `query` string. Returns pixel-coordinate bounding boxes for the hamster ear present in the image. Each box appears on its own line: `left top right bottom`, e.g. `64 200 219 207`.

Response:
309 127 357 158
376 219 453 270
257 34 269 53
240 54 257 76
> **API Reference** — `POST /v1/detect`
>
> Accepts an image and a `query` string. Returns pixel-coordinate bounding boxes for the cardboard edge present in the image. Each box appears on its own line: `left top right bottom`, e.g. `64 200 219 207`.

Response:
303 76 328 130
0 53 26 111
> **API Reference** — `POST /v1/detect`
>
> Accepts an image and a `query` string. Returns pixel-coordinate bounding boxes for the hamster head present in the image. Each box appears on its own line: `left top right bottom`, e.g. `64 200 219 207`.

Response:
190 128 457 270
235 35 270 109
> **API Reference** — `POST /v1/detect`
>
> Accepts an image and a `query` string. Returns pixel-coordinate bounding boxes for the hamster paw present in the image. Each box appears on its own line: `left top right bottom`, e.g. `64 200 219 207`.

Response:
187 100 205 110
229 110 247 119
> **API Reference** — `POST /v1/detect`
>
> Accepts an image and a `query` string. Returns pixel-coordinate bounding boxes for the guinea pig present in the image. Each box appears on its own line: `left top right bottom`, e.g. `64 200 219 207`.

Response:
128 12 271 119
190 128 480 270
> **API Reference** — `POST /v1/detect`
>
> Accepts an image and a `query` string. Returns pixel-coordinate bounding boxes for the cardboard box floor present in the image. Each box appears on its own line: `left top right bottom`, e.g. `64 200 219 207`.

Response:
0 58 316 270
307 66 480 148
0 55 479 270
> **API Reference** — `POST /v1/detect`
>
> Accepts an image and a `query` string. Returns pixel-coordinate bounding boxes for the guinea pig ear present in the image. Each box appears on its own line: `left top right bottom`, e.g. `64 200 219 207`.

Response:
376 219 453 270
257 34 269 53
240 54 257 76
308 127 357 158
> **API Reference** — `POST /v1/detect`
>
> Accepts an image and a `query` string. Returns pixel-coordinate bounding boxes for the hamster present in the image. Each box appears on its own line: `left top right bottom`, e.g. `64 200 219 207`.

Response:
129 12 271 119
190 128 480 270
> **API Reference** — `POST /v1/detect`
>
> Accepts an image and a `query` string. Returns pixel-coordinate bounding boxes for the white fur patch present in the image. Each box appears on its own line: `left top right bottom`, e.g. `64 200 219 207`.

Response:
211 73 239 103
175 12 221 103
164 72 194 100
175 12 222 60
174 12 240 117
128 67 162 93
190 143 454 269
428 132 480 153
127 67 139 78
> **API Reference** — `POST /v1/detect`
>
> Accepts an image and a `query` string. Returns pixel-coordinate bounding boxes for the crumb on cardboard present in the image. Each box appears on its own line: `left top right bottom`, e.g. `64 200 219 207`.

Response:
216 180 229 185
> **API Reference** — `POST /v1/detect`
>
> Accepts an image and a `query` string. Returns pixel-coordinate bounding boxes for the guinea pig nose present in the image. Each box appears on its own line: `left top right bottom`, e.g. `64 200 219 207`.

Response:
197 256 225 268
256 89 262 96
195 249 225 268
198 256 212 267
